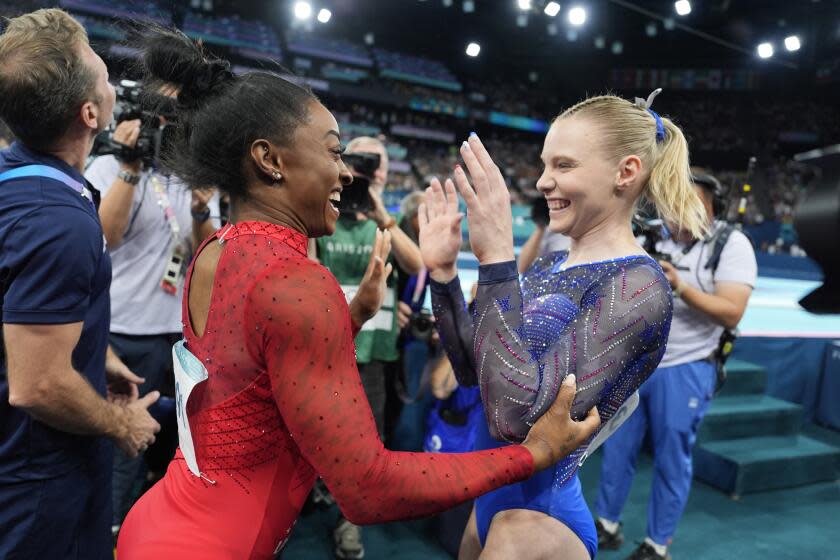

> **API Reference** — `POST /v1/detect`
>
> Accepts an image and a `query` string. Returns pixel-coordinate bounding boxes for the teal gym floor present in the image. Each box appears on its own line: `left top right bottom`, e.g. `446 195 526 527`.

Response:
285 443 840 560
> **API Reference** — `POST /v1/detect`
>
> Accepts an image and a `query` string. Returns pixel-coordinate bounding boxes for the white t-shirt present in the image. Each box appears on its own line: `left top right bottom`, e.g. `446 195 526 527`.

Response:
657 221 757 368
539 230 571 255
85 156 219 335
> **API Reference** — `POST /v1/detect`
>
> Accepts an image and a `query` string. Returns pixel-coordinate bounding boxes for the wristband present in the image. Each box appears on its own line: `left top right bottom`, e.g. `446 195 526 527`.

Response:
117 169 141 185
191 207 211 223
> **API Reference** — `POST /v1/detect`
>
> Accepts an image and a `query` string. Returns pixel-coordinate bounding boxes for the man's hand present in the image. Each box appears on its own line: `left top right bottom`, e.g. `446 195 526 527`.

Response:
349 229 394 328
397 301 412 330
113 391 162 458
367 187 395 229
658 260 681 291
105 348 143 405
113 119 143 173
191 188 215 216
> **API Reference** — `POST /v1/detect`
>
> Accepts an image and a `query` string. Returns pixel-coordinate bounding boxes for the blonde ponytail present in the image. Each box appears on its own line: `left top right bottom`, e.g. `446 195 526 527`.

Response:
647 118 708 239
556 93 708 239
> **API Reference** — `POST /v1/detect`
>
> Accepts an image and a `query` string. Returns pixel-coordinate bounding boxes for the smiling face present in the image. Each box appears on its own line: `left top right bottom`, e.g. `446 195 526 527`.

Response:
274 101 353 237
536 116 638 239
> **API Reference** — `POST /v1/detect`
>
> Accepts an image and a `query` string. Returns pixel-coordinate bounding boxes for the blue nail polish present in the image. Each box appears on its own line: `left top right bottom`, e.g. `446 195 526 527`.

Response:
469 131 477 137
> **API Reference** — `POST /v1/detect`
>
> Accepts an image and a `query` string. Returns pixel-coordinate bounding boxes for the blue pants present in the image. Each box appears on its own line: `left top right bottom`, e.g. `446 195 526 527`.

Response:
595 360 715 545
0 454 112 559
109 332 179 526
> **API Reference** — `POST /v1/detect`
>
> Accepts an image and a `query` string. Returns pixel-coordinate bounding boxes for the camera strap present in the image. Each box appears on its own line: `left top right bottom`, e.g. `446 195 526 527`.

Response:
149 175 187 295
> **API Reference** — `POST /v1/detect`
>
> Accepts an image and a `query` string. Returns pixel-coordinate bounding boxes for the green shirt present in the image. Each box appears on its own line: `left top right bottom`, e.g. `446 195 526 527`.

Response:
316 216 399 363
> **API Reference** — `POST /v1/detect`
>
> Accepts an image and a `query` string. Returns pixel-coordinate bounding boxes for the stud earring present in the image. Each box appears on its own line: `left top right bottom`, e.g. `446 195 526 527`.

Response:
273 171 282 181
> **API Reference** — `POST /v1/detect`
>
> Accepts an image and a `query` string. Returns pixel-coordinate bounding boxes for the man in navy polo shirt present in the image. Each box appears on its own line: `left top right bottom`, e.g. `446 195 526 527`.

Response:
0 9 161 559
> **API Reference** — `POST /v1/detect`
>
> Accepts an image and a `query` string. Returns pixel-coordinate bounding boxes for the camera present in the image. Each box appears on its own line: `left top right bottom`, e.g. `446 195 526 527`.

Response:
339 152 381 215
407 308 435 342
91 80 178 167
530 196 550 227
633 215 672 264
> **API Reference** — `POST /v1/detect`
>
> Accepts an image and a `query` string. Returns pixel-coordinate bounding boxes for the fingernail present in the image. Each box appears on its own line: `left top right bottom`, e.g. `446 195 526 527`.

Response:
563 374 576 385
461 141 469 149
455 164 461 171
469 131 477 138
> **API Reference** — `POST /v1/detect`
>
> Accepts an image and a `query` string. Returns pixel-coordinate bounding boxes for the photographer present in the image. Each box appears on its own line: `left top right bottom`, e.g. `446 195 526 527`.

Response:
311 136 422 560
594 171 757 560
85 84 219 532
0 9 159 558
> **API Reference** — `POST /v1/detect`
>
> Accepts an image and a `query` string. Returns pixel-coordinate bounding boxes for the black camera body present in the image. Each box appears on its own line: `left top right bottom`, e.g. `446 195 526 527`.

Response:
634 216 672 263
339 152 381 215
407 308 435 342
92 80 178 168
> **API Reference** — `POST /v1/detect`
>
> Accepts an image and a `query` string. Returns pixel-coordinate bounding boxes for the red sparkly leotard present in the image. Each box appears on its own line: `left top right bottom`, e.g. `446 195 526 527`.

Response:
116 222 534 560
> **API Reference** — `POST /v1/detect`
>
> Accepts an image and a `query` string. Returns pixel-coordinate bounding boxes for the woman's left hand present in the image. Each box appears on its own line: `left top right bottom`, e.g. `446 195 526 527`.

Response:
453 134 514 265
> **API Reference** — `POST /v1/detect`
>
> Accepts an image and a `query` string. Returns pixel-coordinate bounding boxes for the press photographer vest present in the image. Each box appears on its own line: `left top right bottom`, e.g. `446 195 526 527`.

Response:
316 217 400 363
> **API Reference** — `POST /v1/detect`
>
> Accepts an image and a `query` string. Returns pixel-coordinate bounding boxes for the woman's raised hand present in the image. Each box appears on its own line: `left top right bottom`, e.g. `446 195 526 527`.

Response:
419 178 464 283
454 134 515 265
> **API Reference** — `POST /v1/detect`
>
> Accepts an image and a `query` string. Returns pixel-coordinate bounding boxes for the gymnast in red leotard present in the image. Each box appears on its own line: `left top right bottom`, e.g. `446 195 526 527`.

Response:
116 29 600 560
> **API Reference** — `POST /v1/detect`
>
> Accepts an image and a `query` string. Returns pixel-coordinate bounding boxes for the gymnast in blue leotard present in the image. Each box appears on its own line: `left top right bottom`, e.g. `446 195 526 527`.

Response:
418 91 709 560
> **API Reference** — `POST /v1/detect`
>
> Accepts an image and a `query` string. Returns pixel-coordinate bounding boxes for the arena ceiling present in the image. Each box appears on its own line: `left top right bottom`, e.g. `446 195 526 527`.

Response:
224 0 840 91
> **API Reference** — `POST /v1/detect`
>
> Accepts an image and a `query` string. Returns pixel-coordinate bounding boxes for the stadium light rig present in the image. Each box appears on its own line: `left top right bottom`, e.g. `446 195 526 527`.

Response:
785 35 801 52
568 6 586 26
317 8 331 23
517 0 531 10
544 2 560 17
757 42 774 59
466 42 481 57
293 1 312 20
674 0 691 16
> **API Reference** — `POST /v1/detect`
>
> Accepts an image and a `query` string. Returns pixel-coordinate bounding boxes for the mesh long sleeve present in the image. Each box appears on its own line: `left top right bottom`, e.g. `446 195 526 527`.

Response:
430 276 478 386
473 257 672 481
246 259 534 525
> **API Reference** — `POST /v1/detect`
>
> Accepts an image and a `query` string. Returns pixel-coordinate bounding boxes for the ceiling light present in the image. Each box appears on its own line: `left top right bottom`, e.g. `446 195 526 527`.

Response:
568 6 586 26
674 0 691 16
544 1 560 17
645 22 658 37
463 0 474 12
317 8 331 23
517 0 531 10
293 1 312 20
757 42 774 59
784 35 801 52
466 42 481 57
611 40 623 54
594 35 605 49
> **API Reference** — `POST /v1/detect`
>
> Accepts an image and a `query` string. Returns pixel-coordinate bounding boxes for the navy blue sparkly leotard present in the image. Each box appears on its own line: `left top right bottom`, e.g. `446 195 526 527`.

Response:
431 251 672 551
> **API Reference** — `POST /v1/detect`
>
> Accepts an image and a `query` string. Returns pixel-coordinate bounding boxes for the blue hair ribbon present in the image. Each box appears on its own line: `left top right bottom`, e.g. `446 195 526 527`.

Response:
647 108 666 143
635 88 665 143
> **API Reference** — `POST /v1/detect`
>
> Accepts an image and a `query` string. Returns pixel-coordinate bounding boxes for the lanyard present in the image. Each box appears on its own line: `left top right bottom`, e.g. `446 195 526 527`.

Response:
0 164 96 210
149 174 181 242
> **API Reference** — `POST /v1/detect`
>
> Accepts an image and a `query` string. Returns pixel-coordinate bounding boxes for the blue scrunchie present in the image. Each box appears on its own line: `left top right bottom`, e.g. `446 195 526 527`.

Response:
647 108 666 143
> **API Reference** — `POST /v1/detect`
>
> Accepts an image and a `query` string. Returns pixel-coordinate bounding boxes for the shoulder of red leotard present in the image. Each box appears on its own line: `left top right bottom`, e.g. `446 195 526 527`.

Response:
243 250 347 310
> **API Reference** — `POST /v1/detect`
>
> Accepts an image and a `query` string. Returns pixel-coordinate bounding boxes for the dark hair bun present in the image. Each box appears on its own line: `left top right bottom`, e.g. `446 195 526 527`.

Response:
179 60 234 109
137 26 235 109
